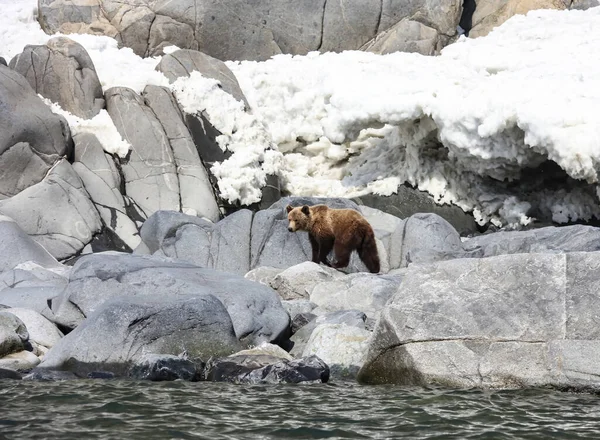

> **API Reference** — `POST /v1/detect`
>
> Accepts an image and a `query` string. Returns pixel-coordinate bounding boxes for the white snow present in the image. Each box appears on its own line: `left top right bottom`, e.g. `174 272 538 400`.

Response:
2 0 600 226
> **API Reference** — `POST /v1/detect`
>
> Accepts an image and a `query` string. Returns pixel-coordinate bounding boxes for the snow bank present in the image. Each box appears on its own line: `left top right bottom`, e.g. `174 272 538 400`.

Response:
229 7 600 226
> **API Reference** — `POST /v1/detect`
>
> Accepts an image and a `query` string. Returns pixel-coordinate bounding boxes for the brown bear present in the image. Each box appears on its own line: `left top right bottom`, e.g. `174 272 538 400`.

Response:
286 204 380 274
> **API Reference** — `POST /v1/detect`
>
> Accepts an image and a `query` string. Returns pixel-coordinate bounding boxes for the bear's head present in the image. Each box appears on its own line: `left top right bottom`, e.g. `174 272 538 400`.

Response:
286 205 311 232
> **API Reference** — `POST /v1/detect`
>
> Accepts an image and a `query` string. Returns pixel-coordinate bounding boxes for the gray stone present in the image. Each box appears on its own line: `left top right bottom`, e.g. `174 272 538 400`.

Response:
398 213 466 268
244 266 285 286
40 293 241 376
290 310 367 357
0 287 63 323
0 367 22 379
142 86 219 221
4 308 63 350
378 0 462 37
204 354 329 384
23 368 78 381
0 350 40 371
320 0 380 52
0 160 102 260
302 323 371 378
362 18 442 56
72 133 141 250
156 49 249 108
0 311 28 357
311 273 402 321
269 262 345 300
51 253 289 346
352 188 478 236
0 216 63 273
129 353 199 381
148 15 197 56
0 263 69 290
146 210 253 275
280 299 317 322
571 0 600 9
358 252 600 390
0 64 71 200
463 225 600 258
105 87 180 218
140 210 210 253
9 37 104 119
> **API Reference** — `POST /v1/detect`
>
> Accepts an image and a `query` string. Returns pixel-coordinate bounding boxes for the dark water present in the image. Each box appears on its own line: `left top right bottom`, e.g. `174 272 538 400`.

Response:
2 380 600 439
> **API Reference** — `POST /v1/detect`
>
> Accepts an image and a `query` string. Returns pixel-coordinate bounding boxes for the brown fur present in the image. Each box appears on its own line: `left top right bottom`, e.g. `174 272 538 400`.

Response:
286 204 380 274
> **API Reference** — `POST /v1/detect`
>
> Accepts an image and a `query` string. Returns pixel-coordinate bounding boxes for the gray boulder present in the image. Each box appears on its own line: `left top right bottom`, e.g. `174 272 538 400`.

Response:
142 85 219 221
0 160 102 260
204 354 329 384
9 37 104 119
129 353 199 381
72 133 141 250
105 87 180 218
0 350 40 371
358 252 600 391
0 263 69 290
0 367 22 379
268 262 345 300
4 308 63 351
143 210 252 275
0 216 63 272
310 273 402 321
0 287 64 323
0 311 29 357
463 225 600 257
302 323 371 378
40 293 241 376
362 18 442 56
0 64 71 200
51 253 290 346
156 49 249 108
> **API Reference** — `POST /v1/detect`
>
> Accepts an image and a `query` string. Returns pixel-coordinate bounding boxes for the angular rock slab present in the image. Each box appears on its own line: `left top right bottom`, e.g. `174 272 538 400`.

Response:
51 252 289 346
0 216 63 273
156 49 249 108
359 252 600 391
0 160 102 260
40 293 241 376
105 87 180 218
73 133 141 250
0 64 71 199
10 37 104 119
4 308 63 350
142 85 219 221
142 210 252 275
0 311 29 358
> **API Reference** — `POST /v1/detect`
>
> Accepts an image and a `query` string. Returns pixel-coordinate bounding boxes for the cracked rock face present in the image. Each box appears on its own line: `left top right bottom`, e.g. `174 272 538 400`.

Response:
0 160 102 260
38 0 462 60
358 252 600 391
10 37 105 119
0 64 71 200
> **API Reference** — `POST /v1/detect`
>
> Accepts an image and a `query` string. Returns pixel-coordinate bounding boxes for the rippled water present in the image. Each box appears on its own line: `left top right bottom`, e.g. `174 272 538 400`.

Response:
2 380 600 439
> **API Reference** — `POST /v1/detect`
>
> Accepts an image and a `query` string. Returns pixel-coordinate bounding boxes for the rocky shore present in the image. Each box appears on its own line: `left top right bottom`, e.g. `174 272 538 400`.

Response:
2 0 600 392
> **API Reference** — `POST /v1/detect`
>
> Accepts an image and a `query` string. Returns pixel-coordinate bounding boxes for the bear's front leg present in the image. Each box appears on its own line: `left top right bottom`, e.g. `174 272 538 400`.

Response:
308 234 320 264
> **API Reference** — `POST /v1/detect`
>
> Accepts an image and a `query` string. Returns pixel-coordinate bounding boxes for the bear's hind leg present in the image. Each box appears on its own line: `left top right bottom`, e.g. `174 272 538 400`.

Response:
319 237 334 267
331 240 352 269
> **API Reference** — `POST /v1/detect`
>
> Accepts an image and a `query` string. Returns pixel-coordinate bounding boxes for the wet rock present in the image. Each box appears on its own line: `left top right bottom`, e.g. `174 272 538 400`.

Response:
0 311 29 357
105 87 180 218
10 37 104 119
0 64 71 199
0 160 102 260
51 253 289 346
204 354 329 384
40 293 242 376
310 273 402 321
0 216 63 272
22 368 78 381
129 354 199 381
0 367 22 379
72 133 141 250
358 252 600 391
303 323 371 378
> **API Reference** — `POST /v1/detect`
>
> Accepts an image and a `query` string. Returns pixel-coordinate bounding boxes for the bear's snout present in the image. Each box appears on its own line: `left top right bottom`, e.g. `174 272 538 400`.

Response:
288 227 294 232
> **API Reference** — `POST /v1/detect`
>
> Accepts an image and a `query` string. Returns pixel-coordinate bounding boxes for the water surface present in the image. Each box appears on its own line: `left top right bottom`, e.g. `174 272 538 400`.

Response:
2 380 600 439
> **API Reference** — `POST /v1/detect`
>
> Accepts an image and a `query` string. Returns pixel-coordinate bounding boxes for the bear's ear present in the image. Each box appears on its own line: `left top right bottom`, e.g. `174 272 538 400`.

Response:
285 205 293 213
301 205 310 216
